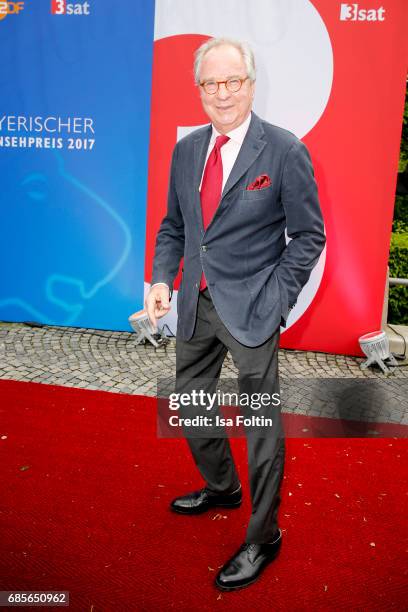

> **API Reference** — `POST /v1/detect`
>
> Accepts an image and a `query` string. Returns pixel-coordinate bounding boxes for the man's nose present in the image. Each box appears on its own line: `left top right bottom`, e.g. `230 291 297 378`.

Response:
216 83 231 100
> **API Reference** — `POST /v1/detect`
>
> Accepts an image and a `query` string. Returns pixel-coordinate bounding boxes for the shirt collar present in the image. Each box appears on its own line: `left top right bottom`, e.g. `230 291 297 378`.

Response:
210 111 252 145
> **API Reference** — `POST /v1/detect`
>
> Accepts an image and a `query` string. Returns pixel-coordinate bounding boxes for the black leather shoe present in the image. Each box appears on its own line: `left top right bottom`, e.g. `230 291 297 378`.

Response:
170 485 242 515
215 529 282 591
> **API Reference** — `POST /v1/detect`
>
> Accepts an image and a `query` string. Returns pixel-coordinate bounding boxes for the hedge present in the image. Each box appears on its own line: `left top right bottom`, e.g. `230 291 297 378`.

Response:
388 231 408 324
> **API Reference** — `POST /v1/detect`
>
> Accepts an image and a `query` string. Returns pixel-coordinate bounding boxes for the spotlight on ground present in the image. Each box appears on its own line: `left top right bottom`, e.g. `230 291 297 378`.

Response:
359 330 398 374
128 310 169 348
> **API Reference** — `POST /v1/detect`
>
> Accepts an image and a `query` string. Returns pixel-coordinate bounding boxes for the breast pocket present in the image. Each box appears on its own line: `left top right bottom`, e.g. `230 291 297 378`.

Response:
240 184 274 201
237 184 276 220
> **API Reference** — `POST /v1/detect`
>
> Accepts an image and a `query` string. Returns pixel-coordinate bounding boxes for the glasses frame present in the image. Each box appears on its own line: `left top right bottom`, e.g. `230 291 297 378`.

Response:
199 76 250 95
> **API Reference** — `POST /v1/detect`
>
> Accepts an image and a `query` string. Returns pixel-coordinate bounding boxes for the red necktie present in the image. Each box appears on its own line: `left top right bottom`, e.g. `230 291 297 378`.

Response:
199 134 230 290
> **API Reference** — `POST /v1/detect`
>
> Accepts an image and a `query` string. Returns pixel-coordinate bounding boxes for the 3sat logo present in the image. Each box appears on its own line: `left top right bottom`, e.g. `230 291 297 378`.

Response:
0 1 24 20
51 0 90 15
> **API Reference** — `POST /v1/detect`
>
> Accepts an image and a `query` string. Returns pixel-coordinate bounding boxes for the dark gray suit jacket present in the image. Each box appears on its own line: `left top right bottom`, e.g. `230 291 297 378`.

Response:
151 112 326 347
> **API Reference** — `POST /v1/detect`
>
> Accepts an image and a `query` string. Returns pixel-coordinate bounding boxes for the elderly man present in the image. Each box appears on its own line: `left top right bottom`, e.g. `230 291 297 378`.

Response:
146 38 325 590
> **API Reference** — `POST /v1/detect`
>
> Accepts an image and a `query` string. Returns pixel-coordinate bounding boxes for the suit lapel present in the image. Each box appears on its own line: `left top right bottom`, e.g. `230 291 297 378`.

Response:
191 113 266 233
193 125 212 234
221 112 266 200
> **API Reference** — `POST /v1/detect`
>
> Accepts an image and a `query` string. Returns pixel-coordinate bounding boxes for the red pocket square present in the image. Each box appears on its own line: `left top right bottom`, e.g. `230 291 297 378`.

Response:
246 174 272 190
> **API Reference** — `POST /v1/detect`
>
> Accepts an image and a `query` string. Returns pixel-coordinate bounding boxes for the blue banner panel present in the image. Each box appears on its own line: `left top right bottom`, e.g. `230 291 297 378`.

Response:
0 0 155 330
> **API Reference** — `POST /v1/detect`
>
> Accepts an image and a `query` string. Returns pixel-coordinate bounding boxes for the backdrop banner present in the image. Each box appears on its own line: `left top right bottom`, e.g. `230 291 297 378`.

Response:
0 0 155 330
144 0 407 355
1 1 407 356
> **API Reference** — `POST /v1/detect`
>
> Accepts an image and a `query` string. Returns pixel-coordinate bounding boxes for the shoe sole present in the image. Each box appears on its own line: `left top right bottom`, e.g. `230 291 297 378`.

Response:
215 548 281 591
170 501 242 515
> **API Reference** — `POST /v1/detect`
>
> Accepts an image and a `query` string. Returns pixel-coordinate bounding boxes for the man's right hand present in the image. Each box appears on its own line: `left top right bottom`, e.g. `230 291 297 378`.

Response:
145 284 171 329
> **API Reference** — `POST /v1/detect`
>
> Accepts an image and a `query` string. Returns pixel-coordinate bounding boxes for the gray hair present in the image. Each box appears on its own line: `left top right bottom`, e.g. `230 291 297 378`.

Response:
193 37 256 85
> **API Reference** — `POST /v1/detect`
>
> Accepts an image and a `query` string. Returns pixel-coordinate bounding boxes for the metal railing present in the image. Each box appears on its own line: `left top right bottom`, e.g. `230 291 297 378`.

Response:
389 278 408 286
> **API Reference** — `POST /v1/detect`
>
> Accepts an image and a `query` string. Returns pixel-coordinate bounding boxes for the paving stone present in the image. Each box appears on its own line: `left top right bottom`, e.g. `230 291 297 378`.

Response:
1 322 407 424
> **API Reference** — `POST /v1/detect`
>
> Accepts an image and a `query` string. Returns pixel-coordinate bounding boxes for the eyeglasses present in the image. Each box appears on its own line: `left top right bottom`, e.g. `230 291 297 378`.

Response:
199 76 249 95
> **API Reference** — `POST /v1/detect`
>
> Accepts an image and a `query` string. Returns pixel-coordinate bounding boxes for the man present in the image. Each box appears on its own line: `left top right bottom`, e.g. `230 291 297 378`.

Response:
146 38 325 590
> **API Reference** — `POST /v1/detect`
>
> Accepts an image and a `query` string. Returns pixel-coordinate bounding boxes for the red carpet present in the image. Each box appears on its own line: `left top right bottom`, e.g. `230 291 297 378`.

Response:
0 379 407 611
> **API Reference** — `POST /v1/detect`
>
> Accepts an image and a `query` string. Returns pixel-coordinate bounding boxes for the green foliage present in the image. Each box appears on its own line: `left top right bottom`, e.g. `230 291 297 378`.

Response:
388 231 408 324
388 86 408 323
398 88 408 173
393 196 408 231
391 232 408 249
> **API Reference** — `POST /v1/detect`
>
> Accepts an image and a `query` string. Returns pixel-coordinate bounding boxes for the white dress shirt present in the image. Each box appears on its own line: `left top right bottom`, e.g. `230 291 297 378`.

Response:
151 112 252 292
200 111 252 192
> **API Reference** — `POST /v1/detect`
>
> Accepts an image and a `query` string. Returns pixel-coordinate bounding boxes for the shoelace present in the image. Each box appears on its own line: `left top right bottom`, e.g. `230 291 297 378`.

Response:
241 531 281 553
240 543 258 553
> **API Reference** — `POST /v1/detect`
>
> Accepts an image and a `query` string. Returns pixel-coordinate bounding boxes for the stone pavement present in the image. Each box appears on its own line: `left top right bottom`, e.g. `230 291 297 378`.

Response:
1 322 407 426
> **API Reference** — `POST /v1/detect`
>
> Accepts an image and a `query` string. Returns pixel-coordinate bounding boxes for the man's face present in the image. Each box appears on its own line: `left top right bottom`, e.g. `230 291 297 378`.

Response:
198 44 255 134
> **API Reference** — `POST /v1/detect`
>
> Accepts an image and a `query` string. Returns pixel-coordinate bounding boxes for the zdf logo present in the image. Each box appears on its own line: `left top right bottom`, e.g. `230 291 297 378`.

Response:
340 3 386 21
0 1 24 20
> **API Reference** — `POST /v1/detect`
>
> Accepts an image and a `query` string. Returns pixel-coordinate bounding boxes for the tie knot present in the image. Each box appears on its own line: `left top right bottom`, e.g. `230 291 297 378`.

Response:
214 134 230 150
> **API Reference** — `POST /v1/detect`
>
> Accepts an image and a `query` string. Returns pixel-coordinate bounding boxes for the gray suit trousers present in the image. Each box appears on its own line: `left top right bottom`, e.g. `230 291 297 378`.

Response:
175 288 285 544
